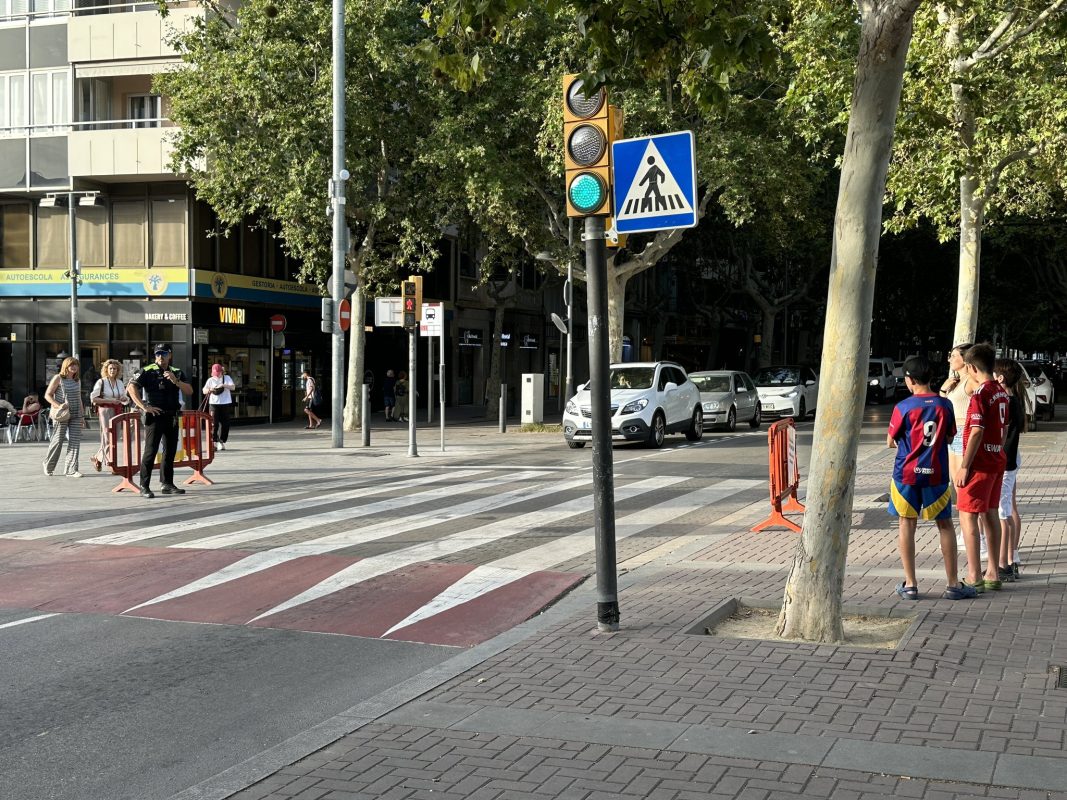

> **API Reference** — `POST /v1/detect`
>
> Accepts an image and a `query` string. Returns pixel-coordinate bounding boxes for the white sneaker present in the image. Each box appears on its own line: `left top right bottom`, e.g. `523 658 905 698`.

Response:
67 471 83 478
43 463 52 476
218 441 226 451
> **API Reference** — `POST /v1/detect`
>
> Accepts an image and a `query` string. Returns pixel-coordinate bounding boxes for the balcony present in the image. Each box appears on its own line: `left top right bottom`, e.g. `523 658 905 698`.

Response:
68 119 176 179
68 4 202 63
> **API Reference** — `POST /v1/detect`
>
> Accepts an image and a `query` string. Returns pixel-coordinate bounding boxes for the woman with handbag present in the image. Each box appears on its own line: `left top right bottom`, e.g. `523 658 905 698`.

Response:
89 359 129 472
43 356 85 477
202 363 236 449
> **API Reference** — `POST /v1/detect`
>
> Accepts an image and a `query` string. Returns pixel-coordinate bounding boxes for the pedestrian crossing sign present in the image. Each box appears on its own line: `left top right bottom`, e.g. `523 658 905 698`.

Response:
611 131 697 234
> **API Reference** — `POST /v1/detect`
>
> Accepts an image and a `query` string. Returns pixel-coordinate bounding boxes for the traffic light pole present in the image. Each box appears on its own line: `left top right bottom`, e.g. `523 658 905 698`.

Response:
408 328 418 457
329 0 346 449
584 215 620 632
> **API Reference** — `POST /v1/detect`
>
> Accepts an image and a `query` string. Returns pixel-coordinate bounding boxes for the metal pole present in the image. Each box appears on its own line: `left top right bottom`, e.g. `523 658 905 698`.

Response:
68 198 79 359
361 383 370 447
329 0 346 449
439 328 445 451
565 261 574 402
584 216 619 632
427 333 433 424
269 335 274 424
499 383 507 433
407 328 418 457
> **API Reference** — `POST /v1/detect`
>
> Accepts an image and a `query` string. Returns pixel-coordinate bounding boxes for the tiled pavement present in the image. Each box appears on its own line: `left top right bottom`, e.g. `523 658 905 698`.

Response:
181 431 1067 800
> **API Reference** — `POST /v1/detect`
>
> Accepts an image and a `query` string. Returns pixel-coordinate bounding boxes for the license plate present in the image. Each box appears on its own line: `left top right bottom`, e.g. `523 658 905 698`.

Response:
580 419 590 429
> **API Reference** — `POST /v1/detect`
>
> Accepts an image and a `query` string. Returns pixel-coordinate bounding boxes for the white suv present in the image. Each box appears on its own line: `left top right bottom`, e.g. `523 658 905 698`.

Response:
563 361 704 449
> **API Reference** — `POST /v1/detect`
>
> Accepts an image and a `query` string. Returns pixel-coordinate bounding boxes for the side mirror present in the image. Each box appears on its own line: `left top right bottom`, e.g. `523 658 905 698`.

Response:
805 379 816 387
664 381 678 392
737 386 747 393
576 382 587 393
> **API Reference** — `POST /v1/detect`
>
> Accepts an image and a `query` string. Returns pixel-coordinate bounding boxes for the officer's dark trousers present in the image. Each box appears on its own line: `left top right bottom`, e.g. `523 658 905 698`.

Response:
140 411 179 488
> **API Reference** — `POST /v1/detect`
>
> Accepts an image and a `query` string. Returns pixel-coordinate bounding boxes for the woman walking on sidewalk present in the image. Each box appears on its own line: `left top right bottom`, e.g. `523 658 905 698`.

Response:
43 356 85 477
302 370 322 429
89 359 128 471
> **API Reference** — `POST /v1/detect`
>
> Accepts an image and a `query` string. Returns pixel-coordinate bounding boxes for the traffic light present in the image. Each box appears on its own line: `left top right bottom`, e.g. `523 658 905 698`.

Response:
320 297 333 334
402 280 417 328
563 74 623 218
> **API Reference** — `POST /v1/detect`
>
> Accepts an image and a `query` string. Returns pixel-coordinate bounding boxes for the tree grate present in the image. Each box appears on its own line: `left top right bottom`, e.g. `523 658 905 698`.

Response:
1053 666 1067 689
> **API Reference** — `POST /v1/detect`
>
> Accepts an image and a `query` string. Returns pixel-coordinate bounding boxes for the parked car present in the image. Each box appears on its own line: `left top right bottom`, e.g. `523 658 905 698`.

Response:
1017 361 1038 431
752 365 819 420
562 361 704 449
1020 360 1056 420
688 370 761 431
868 357 898 403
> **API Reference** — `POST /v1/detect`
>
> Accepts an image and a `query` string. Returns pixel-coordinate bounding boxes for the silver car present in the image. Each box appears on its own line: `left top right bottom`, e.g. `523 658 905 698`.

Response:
688 370 761 431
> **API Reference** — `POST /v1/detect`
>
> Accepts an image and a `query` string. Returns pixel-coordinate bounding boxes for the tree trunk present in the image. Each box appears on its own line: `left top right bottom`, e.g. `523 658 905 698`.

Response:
343 284 366 431
484 301 505 417
606 268 628 362
954 174 982 345
759 309 777 367
776 0 918 643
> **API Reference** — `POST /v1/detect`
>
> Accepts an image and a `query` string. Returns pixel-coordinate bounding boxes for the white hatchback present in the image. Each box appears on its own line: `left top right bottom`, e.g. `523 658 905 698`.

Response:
752 365 819 420
562 361 703 449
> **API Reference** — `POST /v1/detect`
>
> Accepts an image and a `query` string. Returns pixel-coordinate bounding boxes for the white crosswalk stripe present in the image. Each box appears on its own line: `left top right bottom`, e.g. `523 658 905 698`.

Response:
122 471 595 613
82 469 484 550
0 475 361 541
248 475 689 622
382 478 761 635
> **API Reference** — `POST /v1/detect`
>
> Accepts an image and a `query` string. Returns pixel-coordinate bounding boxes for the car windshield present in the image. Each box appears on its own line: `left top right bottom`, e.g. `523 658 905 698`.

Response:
610 367 654 390
690 375 732 393
752 367 800 386
868 363 883 378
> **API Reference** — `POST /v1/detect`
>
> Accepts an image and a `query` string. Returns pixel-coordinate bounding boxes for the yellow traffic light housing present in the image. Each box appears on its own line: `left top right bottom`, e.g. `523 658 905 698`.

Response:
564 75 623 218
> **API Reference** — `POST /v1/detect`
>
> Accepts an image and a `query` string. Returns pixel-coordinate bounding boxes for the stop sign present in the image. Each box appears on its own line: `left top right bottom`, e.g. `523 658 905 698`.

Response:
338 298 352 332
269 314 287 332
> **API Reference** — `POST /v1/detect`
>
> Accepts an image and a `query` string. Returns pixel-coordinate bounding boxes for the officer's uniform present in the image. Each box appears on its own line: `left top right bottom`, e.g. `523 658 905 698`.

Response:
132 362 185 490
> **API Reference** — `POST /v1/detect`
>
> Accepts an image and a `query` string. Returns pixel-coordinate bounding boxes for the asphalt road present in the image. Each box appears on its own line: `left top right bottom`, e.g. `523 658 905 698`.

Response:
0 400 916 800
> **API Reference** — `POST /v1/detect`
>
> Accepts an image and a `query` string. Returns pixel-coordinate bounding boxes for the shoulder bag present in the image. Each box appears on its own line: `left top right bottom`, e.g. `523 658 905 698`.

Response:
53 383 71 423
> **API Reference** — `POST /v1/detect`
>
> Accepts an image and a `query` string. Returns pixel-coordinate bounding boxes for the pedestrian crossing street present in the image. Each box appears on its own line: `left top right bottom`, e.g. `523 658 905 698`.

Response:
0 467 763 646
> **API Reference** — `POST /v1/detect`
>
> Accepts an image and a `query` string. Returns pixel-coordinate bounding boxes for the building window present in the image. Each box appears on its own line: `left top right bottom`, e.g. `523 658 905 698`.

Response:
0 73 28 136
36 205 67 268
112 200 146 267
30 0 71 15
30 69 68 133
0 202 31 268
129 94 161 129
0 1 30 18
76 203 107 267
149 198 185 267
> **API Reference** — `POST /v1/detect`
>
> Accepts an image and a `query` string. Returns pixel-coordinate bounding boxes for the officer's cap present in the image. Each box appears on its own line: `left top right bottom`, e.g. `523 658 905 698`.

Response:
153 343 172 356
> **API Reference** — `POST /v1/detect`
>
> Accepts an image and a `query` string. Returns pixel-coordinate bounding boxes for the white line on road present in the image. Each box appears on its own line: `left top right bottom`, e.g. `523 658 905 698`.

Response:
0 614 58 630
122 471 592 613
250 475 688 623
382 478 762 635
80 471 481 547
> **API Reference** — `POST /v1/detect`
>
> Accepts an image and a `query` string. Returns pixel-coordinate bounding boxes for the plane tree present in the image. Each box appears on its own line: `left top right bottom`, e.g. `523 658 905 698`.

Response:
156 0 450 430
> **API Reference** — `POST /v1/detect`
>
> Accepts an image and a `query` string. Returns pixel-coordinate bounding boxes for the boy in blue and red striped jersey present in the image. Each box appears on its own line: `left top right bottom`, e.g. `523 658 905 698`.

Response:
887 355 977 600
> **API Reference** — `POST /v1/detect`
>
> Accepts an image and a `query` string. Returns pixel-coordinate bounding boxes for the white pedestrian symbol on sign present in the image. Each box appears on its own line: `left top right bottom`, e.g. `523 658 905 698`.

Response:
618 141 693 220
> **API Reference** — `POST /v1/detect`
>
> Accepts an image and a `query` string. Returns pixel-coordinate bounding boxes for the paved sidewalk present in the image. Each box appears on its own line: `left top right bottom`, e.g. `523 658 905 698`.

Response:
177 430 1067 800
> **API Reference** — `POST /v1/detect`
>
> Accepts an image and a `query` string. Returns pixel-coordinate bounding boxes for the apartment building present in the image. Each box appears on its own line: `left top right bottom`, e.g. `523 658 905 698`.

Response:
0 0 334 422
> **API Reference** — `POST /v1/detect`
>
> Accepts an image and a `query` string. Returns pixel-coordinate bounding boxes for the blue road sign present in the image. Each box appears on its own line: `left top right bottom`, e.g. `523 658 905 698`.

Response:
611 131 697 235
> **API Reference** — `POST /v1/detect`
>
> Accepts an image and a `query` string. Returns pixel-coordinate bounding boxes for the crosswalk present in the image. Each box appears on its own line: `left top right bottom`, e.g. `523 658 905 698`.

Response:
0 468 763 646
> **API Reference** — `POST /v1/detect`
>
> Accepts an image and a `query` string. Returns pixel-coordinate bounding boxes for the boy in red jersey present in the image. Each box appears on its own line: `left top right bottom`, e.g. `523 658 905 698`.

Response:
955 343 1009 591
887 356 975 600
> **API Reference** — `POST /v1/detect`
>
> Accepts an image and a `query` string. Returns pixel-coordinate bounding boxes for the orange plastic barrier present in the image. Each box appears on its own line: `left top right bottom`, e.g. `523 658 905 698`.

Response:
107 410 216 493
751 418 806 533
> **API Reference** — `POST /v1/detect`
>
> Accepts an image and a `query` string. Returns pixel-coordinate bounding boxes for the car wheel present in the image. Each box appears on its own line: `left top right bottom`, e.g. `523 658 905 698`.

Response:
882 387 890 404
723 406 736 432
567 440 585 449
685 407 703 441
750 403 761 429
798 398 807 420
646 412 665 448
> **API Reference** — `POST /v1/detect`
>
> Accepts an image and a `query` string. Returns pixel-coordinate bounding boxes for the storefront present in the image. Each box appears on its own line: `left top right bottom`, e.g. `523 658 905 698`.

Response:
0 267 329 422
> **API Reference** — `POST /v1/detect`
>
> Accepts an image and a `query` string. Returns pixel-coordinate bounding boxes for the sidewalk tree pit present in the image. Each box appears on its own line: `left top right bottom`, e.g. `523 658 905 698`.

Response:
689 599 916 650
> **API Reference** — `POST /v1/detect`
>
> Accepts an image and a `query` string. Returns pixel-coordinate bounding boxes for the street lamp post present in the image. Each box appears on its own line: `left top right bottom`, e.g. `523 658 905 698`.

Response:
40 191 98 361
539 254 575 407
329 0 348 449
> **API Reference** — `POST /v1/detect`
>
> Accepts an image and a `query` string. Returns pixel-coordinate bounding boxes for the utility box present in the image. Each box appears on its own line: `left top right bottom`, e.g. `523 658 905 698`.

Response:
521 373 545 424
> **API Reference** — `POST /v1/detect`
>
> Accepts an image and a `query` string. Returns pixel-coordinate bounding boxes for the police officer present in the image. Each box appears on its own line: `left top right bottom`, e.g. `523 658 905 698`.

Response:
127 343 192 499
